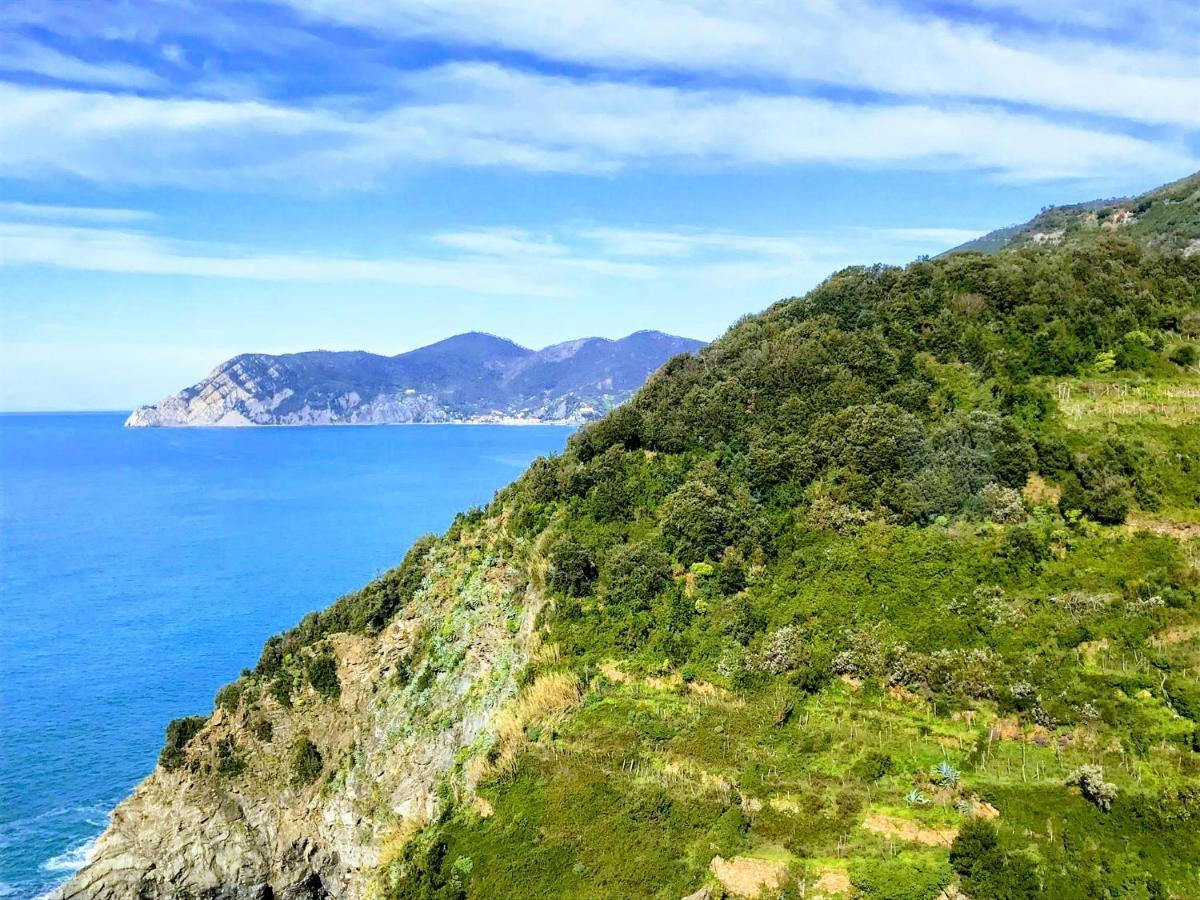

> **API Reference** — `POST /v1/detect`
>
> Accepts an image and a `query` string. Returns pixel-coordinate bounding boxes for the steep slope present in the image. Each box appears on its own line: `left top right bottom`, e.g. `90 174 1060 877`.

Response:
125 331 703 427
63 177 1200 900
947 171 1200 256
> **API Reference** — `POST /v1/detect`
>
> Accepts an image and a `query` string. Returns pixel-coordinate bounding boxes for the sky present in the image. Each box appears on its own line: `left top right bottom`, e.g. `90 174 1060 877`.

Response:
1 1 1197 410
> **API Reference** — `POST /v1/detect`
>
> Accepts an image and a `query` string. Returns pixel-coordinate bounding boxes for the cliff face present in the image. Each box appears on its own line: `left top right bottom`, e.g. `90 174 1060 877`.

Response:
57 516 550 899
125 331 703 427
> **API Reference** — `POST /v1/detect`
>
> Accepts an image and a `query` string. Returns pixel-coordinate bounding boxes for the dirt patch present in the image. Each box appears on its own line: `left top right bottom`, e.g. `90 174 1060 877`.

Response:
812 868 852 896
709 856 788 898
888 685 922 704
971 798 1000 819
988 718 1024 741
1023 473 1061 506
862 813 958 847
1128 516 1200 540
646 673 681 691
598 663 631 684
1153 624 1200 646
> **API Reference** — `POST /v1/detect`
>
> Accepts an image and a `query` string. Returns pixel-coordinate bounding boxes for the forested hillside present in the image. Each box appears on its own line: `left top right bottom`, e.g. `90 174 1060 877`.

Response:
63 176 1200 900
379 213 1200 895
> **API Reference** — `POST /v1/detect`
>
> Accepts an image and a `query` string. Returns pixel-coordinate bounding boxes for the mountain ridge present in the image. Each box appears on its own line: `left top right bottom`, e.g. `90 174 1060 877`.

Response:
126 330 704 427
946 170 1200 256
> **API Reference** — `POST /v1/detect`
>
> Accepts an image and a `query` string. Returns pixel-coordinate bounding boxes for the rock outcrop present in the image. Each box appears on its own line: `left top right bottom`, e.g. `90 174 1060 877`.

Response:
56 515 547 899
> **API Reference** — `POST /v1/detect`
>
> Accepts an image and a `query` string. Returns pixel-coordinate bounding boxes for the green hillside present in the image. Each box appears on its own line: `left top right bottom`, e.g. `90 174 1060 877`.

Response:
376 206 1200 897
160 176 1200 900
948 172 1200 257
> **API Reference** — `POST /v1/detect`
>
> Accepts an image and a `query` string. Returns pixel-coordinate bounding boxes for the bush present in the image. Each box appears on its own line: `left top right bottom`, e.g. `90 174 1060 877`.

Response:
851 751 894 782
980 483 1025 524
1169 344 1197 368
848 856 952 900
950 819 1041 897
547 539 598 598
307 653 341 700
291 737 324 785
215 735 246 776
1066 764 1117 810
214 680 243 713
159 716 207 771
604 542 672 609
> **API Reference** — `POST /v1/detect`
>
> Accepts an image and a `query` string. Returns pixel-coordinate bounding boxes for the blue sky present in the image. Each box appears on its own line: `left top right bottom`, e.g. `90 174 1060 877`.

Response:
1 1 1197 410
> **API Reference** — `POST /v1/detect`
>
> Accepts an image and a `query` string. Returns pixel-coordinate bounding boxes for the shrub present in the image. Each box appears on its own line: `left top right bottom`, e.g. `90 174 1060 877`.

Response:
159 716 207 771
214 680 243 713
604 542 672 609
216 735 246 777
291 737 324 784
547 539 598 598
980 483 1025 524
307 653 341 700
758 625 807 674
1066 764 1117 810
851 751 894 782
950 820 1040 897
1169 344 1197 368
271 672 294 708
848 856 952 900
709 806 748 857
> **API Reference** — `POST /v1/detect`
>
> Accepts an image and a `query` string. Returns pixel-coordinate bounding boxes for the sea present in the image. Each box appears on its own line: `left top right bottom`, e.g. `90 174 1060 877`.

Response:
0 413 573 898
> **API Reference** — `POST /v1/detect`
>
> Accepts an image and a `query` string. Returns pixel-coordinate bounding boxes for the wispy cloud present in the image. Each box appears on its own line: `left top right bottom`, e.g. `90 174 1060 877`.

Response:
0 201 156 223
0 34 164 88
0 217 986 294
283 0 1200 129
2 64 1192 188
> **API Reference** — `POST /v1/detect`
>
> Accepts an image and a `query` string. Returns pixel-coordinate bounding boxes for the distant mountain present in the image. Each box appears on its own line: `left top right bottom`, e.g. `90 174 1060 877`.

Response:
946 170 1200 256
125 331 704 427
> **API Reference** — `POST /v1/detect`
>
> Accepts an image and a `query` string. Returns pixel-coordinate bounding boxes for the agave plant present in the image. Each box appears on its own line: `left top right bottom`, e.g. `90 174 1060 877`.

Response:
932 760 960 787
905 789 930 806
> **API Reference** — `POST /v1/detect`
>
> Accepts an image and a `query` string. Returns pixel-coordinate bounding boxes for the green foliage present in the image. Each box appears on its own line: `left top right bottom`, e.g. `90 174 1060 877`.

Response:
290 737 323 785
1169 343 1197 368
215 735 246 777
851 751 894 782
159 715 206 771
307 653 341 700
950 819 1041 899
849 855 952 900
219 190 1200 898
546 538 597 598
214 680 243 713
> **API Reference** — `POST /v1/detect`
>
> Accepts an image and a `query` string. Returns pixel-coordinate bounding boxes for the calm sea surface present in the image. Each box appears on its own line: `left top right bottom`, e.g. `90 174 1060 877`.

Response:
0 414 572 898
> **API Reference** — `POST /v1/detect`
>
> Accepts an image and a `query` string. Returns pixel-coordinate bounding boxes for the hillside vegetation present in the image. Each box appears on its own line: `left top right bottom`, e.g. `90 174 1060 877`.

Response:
80 175 1199 900
370 202 1200 896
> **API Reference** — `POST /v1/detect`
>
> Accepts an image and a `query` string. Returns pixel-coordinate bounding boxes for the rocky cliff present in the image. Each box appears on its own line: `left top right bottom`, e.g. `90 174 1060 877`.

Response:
126 331 703 427
57 517 556 899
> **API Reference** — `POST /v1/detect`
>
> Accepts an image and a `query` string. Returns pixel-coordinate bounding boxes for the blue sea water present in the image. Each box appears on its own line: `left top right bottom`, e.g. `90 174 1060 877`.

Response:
0 414 572 898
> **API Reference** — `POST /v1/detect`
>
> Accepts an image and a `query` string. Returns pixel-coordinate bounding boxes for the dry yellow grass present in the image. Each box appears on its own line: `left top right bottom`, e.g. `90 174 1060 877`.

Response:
480 671 581 779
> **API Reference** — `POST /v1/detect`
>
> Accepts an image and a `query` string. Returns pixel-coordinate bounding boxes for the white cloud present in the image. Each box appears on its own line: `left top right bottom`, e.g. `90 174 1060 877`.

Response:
0 217 983 294
0 201 156 223
0 35 164 88
282 0 1200 129
1 66 1192 188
